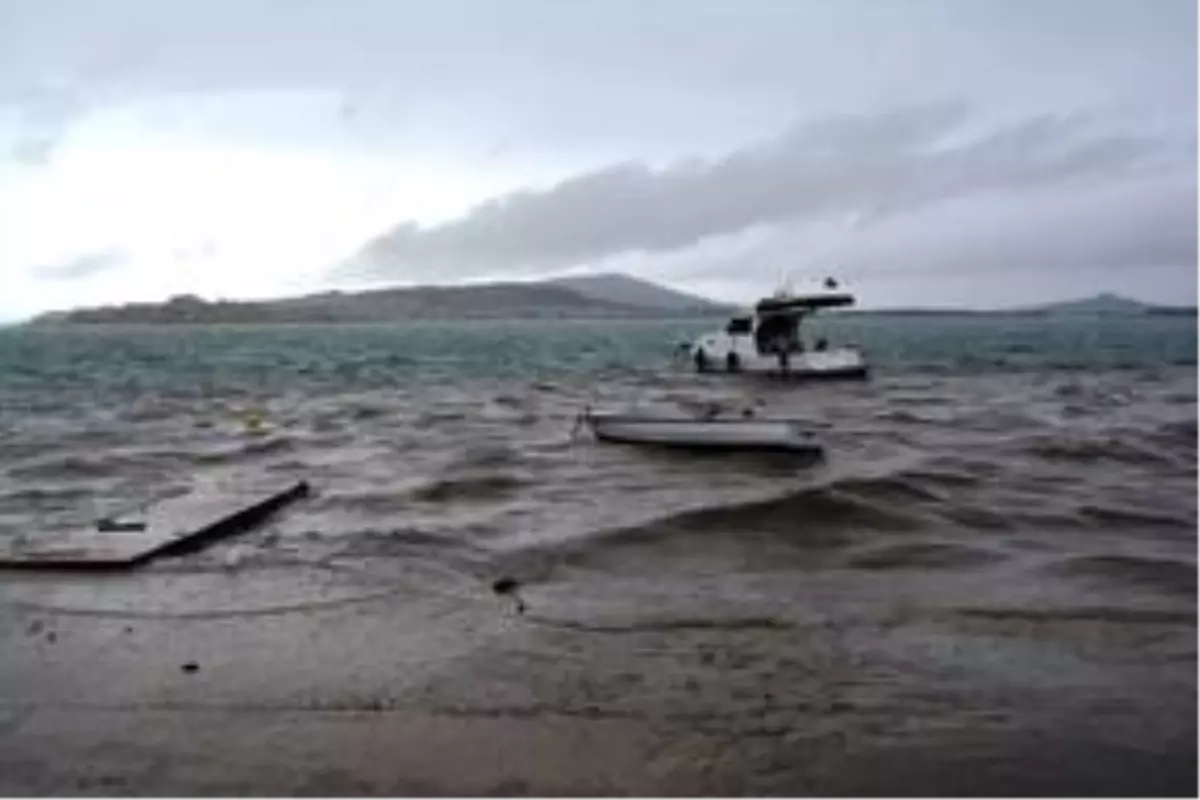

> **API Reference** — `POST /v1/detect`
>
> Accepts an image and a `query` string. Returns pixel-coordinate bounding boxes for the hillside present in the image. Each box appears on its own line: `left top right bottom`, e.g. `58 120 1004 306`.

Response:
27 275 729 325
28 281 1195 326
550 273 729 311
1032 293 1156 315
848 293 1195 317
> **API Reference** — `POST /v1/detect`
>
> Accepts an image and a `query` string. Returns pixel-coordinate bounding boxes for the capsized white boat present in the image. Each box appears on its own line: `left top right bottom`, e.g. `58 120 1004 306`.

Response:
580 410 824 455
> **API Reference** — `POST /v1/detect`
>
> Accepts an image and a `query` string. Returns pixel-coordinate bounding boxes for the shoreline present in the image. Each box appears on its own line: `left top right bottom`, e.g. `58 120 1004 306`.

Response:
0 562 1193 796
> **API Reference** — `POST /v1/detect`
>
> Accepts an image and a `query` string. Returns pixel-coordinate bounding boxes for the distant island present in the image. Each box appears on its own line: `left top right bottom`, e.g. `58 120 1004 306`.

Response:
853 292 1197 318
28 274 734 326
26 276 1195 326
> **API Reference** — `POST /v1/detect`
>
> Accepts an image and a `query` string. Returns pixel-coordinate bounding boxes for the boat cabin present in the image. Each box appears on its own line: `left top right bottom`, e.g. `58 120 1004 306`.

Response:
687 279 867 379
723 292 855 356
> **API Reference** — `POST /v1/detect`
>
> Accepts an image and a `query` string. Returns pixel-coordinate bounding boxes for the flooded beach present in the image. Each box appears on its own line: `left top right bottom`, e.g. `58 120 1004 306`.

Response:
0 315 1194 795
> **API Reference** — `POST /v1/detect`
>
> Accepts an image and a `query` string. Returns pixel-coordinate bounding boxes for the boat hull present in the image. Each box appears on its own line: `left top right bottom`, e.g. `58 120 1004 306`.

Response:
587 415 823 454
690 342 868 380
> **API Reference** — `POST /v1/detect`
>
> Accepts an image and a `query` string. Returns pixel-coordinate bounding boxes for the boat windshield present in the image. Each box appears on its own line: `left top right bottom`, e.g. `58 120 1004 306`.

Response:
725 317 753 335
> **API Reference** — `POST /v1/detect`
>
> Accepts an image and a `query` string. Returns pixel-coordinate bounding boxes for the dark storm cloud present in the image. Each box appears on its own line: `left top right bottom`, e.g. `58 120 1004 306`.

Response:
857 177 1199 279
344 104 1178 280
685 174 1196 279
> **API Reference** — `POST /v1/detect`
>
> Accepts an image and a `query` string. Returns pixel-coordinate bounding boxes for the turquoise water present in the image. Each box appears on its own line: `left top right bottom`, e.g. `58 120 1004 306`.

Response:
0 314 1194 400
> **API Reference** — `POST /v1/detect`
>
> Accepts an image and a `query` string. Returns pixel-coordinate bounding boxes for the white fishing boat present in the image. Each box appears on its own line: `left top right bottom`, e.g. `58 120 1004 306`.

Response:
579 410 824 455
683 277 868 379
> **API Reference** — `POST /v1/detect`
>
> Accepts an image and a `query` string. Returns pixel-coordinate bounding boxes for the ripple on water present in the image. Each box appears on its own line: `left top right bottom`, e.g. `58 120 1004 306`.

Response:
1044 554 1198 598
1024 433 1182 469
193 433 298 464
846 541 1006 571
411 473 527 504
1075 503 1196 531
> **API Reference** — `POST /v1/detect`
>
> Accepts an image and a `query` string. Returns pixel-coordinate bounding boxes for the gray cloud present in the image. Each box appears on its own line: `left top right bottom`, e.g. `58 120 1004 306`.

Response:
34 249 125 280
654 172 1195 279
4 1 1192 172
845 175 1199 307
0 83 91 164
1 0 1194 313
343 104 1181 281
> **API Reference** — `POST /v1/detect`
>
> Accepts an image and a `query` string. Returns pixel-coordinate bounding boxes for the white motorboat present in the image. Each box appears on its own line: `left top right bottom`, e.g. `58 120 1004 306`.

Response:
684 277 868 380
580 410 824 455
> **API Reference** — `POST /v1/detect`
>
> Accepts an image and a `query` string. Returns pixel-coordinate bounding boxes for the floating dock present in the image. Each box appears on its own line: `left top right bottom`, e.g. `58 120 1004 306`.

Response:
0 480 310 570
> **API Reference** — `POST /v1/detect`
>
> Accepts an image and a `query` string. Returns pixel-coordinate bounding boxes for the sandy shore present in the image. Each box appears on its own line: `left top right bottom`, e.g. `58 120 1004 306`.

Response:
1 566 674 796
0 559 1194 797
3 705 1194 796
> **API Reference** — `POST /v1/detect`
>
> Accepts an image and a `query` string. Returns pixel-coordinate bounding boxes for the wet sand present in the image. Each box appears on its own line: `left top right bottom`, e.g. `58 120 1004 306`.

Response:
0 562 1193 797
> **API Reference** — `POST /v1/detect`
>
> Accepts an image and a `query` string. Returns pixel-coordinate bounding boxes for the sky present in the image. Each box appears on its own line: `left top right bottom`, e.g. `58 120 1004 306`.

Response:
0 0 1195 319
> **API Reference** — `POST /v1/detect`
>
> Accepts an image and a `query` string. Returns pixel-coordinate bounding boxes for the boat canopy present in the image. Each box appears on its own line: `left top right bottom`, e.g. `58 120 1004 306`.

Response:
754 292 856 314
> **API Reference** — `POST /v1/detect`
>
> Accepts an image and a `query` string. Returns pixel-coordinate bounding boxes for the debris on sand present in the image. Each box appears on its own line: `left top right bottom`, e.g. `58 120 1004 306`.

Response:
0 480 309 571
491 577 527 615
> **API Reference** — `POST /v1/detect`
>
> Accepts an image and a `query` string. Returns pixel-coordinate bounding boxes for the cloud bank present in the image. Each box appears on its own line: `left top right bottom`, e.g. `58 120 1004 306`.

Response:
344 103 1190 284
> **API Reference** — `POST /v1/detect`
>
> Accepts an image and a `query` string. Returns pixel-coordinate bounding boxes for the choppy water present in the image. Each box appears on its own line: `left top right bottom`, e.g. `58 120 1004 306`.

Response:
0 313 1195 793
1 315 1194 547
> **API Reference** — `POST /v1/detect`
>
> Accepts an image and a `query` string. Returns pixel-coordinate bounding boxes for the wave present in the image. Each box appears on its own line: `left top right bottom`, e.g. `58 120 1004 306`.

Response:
503 474 953 574
874 409 930 424
492 443 1199 585
414 410 469 426
528 615 794 634
264 458 313 474
446 444 522 470
1076 504 1196 530
952 606 1195 625
314 490 418 515
7 451 183 480
0 484 97 508
1150 419 1198 452
412 473 525 503
1045 554 1197 598
334 527 457 557
847 541 1004 570
639 478 932 536
902 467 983 488
342 404 390 422
1164 391 1197 406
1024 433 1179 468
194 434 297 464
